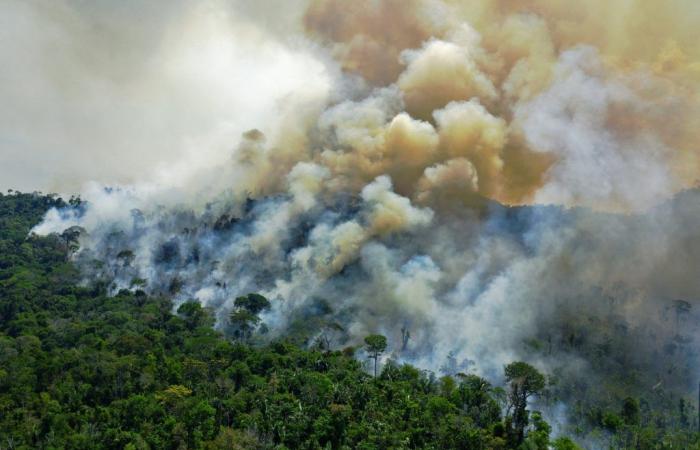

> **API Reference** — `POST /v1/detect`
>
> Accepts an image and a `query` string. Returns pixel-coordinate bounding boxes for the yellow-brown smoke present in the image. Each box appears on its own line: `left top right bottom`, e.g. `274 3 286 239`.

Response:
287 0 700 211
29 2 700 407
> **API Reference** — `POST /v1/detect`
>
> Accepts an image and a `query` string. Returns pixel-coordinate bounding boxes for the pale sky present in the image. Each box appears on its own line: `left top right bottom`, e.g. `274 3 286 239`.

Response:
0 0 325 194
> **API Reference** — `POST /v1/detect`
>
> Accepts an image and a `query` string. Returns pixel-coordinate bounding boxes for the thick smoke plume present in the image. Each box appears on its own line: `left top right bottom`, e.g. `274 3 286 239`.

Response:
27 0 700 438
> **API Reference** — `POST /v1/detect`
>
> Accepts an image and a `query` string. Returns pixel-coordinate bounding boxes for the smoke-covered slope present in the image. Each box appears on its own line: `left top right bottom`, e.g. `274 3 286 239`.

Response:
8 192 585 449
14 0 700 444
33 185 700 437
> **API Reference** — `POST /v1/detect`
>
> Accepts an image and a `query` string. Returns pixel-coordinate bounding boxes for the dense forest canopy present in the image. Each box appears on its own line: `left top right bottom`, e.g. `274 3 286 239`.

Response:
2 1 700 449
1 192 698 449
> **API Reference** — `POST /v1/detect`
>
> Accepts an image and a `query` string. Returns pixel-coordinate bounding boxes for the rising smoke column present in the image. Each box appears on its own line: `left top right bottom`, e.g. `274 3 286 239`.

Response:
30 0 700 437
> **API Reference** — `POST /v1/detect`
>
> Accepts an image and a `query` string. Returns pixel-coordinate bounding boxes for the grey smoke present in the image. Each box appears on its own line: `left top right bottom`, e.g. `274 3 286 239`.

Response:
12 1 700 444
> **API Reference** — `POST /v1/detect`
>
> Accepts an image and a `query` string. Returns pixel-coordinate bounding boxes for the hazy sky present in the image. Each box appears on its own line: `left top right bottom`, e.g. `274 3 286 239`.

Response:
0 0 324 193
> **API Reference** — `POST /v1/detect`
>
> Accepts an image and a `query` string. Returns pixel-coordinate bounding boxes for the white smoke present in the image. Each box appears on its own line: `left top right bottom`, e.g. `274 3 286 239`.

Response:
17 1 700 441
515 47 675 211
0 0 329 193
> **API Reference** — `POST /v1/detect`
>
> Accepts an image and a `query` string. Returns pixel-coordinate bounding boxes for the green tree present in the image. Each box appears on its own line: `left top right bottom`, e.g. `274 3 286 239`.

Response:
552 436 583 450
177 301 213 330
233 293 270 314
229 309 260 341
602 411 623 433
621 396 640 426
228 294 270 341
504 361 546 445
524 411 551 449
364 334 387 378
0 192 580 449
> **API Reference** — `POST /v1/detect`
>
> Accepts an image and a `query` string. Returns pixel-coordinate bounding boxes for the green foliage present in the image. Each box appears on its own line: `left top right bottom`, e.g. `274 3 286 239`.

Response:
228 293 271 342
0 192 606 449
522 411 551 450
234 293 271 314
551 436 583 450
178 300 215 330
504 361 546 446
504 362 546 397
364 334 387 378
602 411 623 432
364 334 387 355
7 190 696 449
523 287 700 448
621 396 640 426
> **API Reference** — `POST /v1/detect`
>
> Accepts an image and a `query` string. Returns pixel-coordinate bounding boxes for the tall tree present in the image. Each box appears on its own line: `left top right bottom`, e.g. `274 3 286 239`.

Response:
364 334 387 378
234 293 270 314
229 294 270 341
504 361 546 445
177 301 213 330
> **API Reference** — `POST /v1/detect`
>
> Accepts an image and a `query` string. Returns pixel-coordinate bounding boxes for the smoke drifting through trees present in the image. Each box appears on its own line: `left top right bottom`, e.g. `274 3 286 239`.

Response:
27 0 700 438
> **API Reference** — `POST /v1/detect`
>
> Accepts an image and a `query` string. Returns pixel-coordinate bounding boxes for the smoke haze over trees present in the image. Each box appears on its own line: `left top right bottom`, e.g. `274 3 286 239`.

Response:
2 0 700 447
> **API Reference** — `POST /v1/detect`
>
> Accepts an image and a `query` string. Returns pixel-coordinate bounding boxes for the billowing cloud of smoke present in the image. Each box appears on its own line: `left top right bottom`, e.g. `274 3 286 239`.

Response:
27 0 700 436
0 0 328 193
